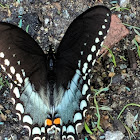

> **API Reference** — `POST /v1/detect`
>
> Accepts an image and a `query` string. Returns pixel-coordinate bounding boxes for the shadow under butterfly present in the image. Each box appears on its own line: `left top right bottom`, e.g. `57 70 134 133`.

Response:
0 5 111 140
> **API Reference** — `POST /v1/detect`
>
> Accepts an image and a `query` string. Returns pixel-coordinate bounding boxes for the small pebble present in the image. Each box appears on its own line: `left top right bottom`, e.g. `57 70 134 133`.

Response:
18 6 24 15
119 64 127 69
105 131 124 140
63 9 70 18
112 74 122 84
44 18 49 25
120 0 129 7
108 72 115 77
125 112 135 128
111 102 118 108
135 35 140 43
53 2 61 11
100 135 105 139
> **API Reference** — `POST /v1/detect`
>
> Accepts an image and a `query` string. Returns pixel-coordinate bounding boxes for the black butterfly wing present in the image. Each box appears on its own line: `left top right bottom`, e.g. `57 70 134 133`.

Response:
0 22 49 139
55 5 111 139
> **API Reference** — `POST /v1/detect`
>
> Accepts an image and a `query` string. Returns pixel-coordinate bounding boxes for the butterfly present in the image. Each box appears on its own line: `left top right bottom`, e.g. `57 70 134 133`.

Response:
0 5 111 140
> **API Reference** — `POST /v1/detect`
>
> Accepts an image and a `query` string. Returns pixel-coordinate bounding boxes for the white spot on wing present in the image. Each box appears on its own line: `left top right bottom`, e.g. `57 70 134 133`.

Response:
62 126 66 134
104 19 108 22
17 60 21 65
82 63 88 74
67 125 75 134
83 73 88 80
78 60 81 68
21 69 26 77
12 54 16 57
82 84 88 95
83 75 86 80
98 31 103 36
107 13 109 16
16 103 24 113
96 49 100 57
91 45 96 52
0 52 4 58
8 73 12 79
73 112 82 123
32 127 41 135
10 66 15 74
80 100 87 110
104 36 106 40
92 59 96 66
87 54 92 62
41 127 45 133
82 67 86 74
101 41 104 46
95 37 100 43
16 73 20 79
4 59 10 66
83 62 88 69
14 80 17 84
19 77 23 84
102 25 106 29
11 97 15 104
23 115 33 124
16 73 23 84
1 65 6 71
88 69 91 73
13 87 20 98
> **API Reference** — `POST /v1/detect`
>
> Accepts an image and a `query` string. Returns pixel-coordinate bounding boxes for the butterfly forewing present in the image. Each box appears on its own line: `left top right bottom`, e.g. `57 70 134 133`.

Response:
0 5 111 140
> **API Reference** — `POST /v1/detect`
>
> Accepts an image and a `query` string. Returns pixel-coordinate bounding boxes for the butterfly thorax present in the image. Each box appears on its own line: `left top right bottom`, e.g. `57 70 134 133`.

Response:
47 47 56 106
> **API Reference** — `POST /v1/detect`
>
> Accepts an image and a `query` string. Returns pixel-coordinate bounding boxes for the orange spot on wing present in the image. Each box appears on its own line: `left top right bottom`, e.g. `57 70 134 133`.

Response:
46 119 53 126
53 118 61 125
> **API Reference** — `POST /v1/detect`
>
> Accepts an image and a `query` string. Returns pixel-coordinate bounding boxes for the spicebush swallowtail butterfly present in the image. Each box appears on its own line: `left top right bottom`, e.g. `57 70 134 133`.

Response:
0 5 111 140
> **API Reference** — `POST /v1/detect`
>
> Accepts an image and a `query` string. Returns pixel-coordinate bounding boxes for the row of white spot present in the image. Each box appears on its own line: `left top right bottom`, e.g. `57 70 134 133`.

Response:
11 79 46 139
81 13 110 81
0 51 26 85
14 101 45 139
61 86 89 139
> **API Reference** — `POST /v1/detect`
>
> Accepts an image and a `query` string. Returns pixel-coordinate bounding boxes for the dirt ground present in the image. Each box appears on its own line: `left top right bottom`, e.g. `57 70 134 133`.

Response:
0 0 140 140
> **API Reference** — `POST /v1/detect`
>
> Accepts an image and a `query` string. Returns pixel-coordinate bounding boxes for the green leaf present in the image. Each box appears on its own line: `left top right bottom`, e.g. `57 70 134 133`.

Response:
84 122 93 134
